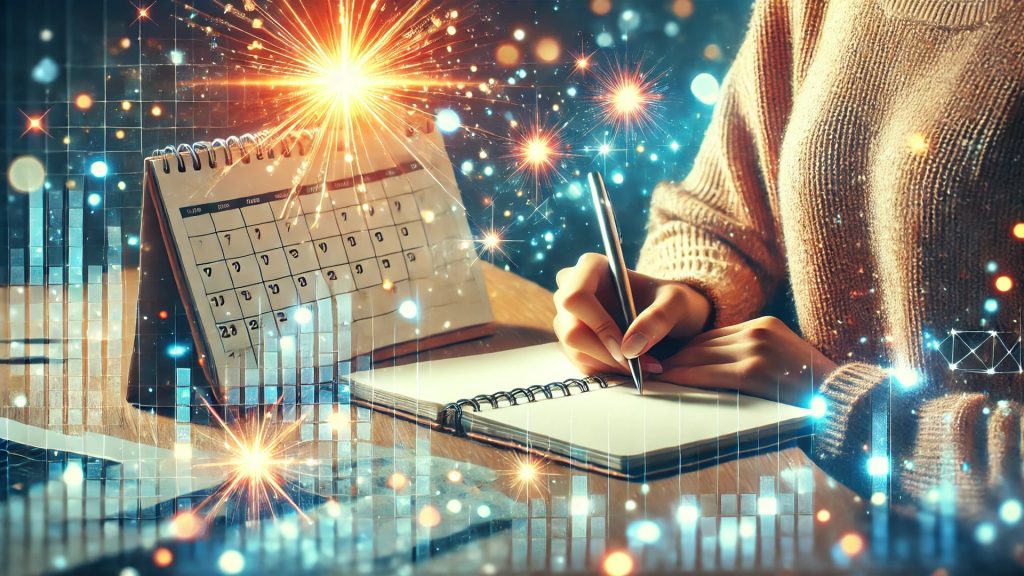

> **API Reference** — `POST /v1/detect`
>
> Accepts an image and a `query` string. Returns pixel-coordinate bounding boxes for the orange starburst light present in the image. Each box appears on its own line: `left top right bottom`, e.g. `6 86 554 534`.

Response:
131 1 156 25
190 0 471 218
510 122 568 189
501 453 550 500
524 134 555 168
482 230 502 252
570 47 597 77
19 108 52 137
596 61 664 136
199 0 464 149
476 228 514 262
194 398 311 523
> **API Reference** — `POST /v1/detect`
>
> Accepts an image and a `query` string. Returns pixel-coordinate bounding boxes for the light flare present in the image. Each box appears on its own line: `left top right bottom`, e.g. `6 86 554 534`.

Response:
481 230 502 251
194 398 311 523
475 227 514 262
19 108 51 138
501 453 549 500
186 0 474 217
569 42 596 78
595 59 665 136
195 0 466 141
132 1 156 25
508 121 570 190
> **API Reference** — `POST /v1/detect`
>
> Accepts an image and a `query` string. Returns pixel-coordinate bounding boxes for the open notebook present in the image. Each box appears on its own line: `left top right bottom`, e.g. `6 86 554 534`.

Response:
347 343 811 478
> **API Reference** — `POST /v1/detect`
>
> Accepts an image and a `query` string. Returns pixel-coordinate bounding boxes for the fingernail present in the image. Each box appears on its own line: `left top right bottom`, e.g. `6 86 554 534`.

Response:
621 333 649 359
644 360 663 374
603 336 625 363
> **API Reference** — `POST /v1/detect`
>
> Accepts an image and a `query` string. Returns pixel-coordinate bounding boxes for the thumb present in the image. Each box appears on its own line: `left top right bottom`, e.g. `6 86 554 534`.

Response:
620 284 692 359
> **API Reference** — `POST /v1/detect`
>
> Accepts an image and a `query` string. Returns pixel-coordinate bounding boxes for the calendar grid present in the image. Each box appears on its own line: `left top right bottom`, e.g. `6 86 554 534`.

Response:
181 161 441 361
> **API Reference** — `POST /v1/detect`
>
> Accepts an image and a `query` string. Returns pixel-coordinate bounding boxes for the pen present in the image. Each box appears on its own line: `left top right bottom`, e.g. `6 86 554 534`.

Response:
587 171 644 394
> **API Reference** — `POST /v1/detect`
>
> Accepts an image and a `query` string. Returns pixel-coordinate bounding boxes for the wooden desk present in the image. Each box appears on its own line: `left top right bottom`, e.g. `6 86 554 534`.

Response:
0 263 866 572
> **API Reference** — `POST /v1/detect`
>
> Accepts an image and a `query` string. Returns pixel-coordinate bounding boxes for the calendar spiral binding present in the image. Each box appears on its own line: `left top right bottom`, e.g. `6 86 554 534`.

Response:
150 121 436 175
149 130 318 175
437 375 610 435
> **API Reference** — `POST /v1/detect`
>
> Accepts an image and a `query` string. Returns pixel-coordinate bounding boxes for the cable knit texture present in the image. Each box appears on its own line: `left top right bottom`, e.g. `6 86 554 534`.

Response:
636 0 1023 517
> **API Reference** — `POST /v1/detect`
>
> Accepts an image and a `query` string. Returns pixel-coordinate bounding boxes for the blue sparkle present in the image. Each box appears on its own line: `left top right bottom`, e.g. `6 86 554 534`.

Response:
627 519 662 544
975 522 997 545
999 499 1022 525
31 57 60 84
867 455 890 477
810 395 827 419
167 343 189 358
398 299 418 319
89 160 108 178
566 181 584 199
435 109 461 134
691 73 721 105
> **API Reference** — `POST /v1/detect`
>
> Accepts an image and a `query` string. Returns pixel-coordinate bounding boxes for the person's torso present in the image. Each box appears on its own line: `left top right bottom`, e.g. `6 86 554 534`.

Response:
776 0 1024 393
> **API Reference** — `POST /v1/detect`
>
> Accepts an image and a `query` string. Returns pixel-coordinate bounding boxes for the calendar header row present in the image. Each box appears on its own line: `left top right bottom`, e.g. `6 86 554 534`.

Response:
179 160 425 217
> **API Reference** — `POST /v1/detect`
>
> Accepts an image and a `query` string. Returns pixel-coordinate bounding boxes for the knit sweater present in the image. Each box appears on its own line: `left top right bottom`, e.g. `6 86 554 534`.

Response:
636 0 1023 516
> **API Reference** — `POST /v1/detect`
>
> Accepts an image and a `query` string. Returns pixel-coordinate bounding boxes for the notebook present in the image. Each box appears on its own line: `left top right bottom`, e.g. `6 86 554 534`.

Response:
346 343 812 478
129 122 493 406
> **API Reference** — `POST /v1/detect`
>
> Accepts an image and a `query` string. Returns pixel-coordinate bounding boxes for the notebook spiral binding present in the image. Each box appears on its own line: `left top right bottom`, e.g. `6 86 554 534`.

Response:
149 121 436 175
437 375 609 436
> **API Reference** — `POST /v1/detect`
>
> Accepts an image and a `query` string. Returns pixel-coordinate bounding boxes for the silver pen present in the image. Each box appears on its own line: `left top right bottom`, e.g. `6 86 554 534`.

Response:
587 171 643 393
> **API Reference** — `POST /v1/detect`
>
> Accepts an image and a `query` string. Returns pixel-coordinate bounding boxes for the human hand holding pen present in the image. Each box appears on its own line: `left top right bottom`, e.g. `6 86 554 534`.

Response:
552 253 713 375
553 252 838 406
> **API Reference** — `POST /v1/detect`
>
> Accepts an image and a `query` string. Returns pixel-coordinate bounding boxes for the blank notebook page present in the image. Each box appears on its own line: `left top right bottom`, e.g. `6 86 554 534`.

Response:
350 342 585 412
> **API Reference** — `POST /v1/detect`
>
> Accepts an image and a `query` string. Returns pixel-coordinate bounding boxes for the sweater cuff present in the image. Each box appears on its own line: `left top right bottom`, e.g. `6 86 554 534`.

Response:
636 224 770 327
814 363 890 462
900 396 1023 520
987 401 1022 493
901 394 990 517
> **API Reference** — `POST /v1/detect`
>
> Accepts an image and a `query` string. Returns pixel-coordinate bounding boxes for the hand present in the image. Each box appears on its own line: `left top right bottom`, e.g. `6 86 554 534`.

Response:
659 316 838 406
553 253 712 376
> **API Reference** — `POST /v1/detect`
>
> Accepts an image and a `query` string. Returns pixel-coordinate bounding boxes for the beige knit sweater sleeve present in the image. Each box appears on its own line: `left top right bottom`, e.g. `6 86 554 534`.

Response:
635 0 790 327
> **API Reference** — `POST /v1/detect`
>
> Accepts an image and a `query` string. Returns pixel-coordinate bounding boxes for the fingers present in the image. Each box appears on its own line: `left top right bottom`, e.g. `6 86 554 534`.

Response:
556 291 625 363
553 254 625 363
561 345 623 376
686 316 786 347
685 323 746 347
664 342 748 368
554 252 607 292
660 359 785 402
553 312 623 371
621 284 712 358
621 284 687 359
660 362 750 390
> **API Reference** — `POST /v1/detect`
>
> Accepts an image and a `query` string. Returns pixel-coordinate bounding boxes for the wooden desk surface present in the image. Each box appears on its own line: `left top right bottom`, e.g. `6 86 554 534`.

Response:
0 263 868 573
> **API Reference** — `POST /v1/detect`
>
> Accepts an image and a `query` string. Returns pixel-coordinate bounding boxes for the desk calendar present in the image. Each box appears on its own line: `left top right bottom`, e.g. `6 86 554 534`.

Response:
129 125 494 405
